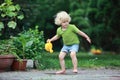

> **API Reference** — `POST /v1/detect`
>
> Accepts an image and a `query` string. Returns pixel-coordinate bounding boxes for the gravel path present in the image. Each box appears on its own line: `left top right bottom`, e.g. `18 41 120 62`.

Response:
0 68 120 80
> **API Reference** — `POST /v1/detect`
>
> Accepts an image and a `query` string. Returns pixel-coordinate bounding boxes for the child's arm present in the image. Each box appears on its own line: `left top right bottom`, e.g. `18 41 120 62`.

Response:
47 35 60 42
77 30 91 43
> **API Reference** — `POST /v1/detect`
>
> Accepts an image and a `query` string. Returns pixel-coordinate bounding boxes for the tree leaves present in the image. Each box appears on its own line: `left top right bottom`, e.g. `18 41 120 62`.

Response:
17 15 24 20
0 22 4 31
0 0 24 34
7 21 17 29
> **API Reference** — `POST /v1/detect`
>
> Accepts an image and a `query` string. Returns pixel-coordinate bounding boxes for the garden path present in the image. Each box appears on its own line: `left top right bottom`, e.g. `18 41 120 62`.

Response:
0 68 120 80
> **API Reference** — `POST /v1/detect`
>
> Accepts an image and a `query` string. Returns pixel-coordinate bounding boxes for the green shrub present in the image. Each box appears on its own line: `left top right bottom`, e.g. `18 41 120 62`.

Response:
12 26 45 60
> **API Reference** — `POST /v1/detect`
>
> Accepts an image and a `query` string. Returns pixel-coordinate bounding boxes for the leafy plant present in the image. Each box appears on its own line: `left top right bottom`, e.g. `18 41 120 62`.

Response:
0 39 14 55
0 39 20 59
0 0 24 35
12 26 45 60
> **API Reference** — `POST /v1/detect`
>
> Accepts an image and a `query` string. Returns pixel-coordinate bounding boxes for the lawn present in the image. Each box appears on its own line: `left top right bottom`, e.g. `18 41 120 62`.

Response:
37 52 120 70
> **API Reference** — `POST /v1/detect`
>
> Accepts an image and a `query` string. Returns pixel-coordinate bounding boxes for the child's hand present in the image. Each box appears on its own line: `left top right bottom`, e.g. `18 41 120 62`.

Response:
86 37 91 44
46 39 50 42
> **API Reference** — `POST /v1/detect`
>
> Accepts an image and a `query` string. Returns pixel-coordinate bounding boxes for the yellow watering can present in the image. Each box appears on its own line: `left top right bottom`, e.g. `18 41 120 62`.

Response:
45 41 53 53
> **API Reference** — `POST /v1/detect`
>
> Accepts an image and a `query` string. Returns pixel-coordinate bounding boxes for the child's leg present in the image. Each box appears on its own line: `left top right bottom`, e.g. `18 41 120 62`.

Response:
70 51 78 73
56 51 66 74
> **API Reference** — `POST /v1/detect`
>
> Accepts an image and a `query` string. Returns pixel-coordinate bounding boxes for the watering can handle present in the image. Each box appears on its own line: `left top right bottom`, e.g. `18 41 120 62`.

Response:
47 39 51 43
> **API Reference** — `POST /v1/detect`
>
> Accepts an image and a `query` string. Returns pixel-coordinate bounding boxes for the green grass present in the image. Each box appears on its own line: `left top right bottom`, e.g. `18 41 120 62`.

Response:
36 52 120 70
77 52 120 68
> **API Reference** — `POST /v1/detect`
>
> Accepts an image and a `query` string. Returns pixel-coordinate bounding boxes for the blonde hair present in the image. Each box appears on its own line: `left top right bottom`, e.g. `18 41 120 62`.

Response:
55 11 71 25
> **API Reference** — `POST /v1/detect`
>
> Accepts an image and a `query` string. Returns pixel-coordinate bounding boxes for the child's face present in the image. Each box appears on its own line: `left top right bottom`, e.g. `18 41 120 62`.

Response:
61 21 69 28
